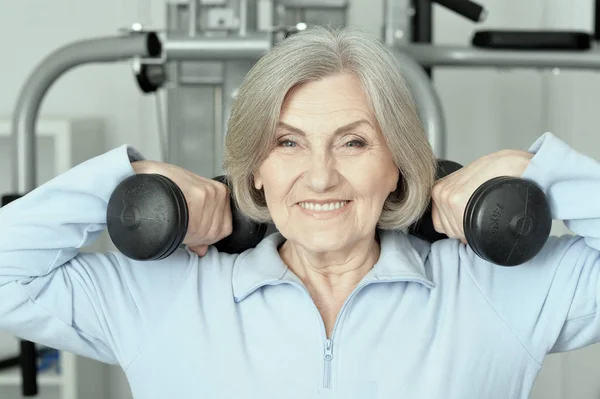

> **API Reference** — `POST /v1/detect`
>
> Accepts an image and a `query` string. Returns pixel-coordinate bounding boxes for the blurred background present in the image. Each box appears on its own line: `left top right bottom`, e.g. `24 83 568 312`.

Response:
0 0 599 398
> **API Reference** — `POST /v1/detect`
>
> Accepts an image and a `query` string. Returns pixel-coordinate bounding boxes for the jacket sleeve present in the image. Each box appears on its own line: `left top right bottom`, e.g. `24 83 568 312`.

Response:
0 145 195 367
459 132 600 362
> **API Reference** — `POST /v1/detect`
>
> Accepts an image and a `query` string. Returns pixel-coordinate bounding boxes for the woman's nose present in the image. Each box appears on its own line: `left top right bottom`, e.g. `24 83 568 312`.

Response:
305 150 339 193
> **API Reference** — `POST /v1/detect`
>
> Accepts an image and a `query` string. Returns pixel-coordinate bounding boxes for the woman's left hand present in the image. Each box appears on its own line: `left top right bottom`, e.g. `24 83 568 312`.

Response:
431 149 534 244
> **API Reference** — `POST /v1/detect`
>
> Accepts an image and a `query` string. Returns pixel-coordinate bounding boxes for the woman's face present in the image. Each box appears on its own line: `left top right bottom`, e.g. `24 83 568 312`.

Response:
254 73 399 252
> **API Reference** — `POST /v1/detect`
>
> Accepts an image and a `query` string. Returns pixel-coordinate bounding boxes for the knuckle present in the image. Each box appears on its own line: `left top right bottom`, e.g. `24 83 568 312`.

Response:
448 193 462 208
431 183 443 199
209 226 221 241
194 187 207 202
218 185 230 201
433 186 449 204
205 184 216 198
430 207 442 232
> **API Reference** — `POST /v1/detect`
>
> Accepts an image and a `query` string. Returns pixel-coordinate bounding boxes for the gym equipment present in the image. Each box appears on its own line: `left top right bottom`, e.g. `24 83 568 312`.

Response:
408 160 463 243
405 0 600 67
106 174 267 260
463 176 551 266
472 31 593 51
133 62 167 94
409 160 552 266
107 159 551 266
408 0 487 76
11 1 600 198
106 173 189 260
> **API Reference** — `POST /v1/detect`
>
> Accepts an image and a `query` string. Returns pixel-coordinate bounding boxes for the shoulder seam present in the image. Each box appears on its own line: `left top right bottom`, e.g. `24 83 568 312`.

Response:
460 251 543 367
123 250 196 371
16 282 117 363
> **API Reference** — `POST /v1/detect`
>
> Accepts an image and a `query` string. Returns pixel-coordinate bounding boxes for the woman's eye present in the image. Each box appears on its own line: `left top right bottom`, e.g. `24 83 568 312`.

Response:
278 139 297 148
345 139 366 148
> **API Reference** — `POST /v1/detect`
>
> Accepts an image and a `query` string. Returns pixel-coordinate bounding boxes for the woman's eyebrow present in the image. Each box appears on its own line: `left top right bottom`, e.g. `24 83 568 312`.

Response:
276 119 373 137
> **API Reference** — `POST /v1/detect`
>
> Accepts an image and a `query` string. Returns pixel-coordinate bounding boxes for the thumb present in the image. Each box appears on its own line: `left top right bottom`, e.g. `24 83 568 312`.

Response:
189 244 209 257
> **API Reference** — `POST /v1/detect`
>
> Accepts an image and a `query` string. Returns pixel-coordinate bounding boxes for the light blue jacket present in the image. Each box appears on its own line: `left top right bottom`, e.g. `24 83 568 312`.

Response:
0 132 598 399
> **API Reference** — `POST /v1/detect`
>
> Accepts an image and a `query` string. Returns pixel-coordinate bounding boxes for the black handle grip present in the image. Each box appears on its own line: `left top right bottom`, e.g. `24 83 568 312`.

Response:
20 340 38 396
435 0 486 22
408 160 463 242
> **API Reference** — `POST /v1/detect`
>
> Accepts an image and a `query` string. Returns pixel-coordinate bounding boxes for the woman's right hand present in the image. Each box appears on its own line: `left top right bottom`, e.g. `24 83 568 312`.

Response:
131 160 233 256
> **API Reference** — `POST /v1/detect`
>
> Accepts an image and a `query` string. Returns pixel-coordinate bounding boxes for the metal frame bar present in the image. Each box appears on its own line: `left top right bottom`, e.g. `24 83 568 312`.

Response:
412 0 432 76
396 44 600 68
164 33 271 60
276 0 348 8
11 32 162 193
393 51 446 157
189 0 198 36
594 0 600 41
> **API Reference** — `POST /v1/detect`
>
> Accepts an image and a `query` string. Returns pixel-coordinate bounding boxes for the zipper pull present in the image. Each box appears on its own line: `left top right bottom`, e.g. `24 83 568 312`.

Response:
324 339 333 361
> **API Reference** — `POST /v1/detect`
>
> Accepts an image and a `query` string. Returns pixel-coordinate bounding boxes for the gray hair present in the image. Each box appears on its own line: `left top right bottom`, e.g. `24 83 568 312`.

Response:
223 25 436 231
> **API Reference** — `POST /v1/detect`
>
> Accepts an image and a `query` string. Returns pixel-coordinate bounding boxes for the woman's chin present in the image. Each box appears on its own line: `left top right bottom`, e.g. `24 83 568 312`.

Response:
293 230 352 253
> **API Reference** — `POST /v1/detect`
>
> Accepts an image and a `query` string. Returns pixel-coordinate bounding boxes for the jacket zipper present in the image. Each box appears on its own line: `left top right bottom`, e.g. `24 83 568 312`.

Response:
288 277 431 390
323 338 333 389
315 282 369 389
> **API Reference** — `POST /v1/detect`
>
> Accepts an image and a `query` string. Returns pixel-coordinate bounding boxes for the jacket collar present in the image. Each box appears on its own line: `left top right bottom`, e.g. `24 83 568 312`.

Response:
231 230 435 302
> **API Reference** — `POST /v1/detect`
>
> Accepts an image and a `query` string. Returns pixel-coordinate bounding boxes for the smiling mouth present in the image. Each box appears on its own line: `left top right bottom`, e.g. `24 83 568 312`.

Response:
297 200 351 212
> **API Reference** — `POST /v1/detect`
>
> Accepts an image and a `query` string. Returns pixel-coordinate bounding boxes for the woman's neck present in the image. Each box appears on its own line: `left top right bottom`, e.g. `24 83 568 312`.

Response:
278 233 381 337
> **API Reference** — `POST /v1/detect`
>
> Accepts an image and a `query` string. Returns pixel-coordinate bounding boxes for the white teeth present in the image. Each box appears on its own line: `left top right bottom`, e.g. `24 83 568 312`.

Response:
299 201 348 211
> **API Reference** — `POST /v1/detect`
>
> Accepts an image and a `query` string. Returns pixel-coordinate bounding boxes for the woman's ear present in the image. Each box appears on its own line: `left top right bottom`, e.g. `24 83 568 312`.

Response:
387 169 400 195
388 173 404 202
390 170 400 194
253 172 263 190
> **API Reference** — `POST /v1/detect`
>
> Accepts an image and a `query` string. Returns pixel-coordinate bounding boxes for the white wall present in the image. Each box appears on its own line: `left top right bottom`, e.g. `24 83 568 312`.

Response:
1 0 599 398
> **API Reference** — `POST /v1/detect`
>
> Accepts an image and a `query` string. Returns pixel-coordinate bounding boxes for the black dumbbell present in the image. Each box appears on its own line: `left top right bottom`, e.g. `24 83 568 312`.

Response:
409 160 552 266
106 174 267 261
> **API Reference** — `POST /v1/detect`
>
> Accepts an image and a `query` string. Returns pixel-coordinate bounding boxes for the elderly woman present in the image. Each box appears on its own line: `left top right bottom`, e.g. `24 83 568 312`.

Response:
0 26 599 399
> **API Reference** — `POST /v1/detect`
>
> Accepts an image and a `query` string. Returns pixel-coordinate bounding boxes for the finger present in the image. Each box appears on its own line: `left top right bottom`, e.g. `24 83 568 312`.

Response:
430 202 446 235
445 194 468 244
189 244 209 257
184 187 205 246
190 184 214 245
221 191 233 238
440 198 462 239
199 184 215 235
433 200 458 240
207 184 228 242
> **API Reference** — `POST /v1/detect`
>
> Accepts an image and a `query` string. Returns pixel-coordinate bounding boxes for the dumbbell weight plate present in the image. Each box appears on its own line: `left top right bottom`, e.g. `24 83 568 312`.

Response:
408 159 464 242
212 175 268 254
106 174 188 261
464 176 552 266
